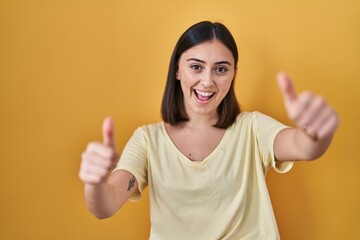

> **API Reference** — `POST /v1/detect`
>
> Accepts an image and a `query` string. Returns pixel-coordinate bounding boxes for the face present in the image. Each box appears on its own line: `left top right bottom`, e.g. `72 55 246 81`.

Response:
176 40 236 118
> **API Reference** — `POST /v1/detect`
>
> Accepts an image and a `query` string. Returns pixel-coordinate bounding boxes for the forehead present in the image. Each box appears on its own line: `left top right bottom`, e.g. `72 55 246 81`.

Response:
180 40 234 63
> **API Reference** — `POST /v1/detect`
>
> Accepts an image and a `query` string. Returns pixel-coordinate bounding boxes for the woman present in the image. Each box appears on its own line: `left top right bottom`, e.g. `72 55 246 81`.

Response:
79 21 339 239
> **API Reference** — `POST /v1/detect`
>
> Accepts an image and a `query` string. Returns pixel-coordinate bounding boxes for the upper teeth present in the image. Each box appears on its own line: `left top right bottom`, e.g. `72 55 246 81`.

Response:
195 90 214 97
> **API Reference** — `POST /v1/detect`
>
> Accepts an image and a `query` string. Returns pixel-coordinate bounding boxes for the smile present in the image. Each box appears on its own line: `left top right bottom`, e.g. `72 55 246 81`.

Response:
194 89 215 102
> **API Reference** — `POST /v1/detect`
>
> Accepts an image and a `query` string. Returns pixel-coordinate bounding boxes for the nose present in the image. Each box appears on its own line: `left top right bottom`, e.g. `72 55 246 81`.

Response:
200 70 214 88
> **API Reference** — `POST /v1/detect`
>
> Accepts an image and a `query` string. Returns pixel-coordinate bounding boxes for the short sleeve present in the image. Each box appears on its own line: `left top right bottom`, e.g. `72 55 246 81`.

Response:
253 112 294 173
113 126 148 202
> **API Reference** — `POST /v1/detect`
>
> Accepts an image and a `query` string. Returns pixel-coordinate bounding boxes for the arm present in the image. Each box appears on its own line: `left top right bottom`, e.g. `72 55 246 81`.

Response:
274 72 339 161
79 117 138 219
83 170 137 219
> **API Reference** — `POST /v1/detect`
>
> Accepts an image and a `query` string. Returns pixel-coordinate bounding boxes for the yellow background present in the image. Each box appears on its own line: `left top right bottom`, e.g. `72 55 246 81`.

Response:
1 0 359 239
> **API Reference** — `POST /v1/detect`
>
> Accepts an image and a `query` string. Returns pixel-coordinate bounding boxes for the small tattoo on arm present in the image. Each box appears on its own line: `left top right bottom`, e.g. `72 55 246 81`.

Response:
127 175 136 191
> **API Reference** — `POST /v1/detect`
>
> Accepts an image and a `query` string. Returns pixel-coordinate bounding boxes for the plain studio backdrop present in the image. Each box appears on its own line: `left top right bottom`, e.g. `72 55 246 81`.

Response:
0 0 359 239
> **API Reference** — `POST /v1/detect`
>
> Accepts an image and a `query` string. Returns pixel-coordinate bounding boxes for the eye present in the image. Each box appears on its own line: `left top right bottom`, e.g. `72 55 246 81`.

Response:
215 66 228 74
190 64 203 72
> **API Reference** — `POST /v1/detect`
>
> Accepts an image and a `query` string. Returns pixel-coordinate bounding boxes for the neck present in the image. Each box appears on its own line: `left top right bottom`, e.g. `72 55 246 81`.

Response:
184 111 219 129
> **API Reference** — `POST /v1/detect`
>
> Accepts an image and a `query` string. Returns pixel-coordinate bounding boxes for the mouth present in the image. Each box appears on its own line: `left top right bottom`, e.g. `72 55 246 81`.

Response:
193 89 215 102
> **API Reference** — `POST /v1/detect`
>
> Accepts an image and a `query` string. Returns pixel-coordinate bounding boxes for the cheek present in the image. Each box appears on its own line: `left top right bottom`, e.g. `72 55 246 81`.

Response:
179 77 193 95
183 70 197 80
180 71 198 86
219 79 233 91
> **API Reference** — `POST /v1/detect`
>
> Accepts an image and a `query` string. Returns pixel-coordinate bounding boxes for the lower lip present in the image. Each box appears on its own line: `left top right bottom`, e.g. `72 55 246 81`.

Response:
194 91 215 104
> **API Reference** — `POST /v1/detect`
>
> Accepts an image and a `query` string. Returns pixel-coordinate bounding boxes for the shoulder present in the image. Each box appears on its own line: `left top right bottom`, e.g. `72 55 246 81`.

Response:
232 111 263 126
133 122 164 140
139 122 163 132
230 111 283 135
234 111 280 125
124 122 165 149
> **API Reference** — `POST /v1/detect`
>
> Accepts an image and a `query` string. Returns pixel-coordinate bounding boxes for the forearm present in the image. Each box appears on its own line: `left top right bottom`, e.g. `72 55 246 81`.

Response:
83 170 138 219
293 128 333 160
275 128 334 161
84 181 119 219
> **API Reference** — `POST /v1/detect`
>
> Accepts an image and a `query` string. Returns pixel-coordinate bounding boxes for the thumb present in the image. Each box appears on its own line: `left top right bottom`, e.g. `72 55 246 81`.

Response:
277 72 297 104
102 117 116 149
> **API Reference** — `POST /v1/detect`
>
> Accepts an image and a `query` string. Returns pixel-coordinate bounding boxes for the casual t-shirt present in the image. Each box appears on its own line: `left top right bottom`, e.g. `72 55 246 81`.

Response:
114 111 294 240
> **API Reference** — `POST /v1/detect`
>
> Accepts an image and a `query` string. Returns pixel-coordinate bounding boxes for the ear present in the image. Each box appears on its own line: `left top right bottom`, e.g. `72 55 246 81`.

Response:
176 68 180 80
233 66 238 81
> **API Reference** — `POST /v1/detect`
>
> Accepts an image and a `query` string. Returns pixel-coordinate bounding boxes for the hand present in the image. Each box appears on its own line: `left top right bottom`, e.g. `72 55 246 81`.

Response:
277 72 339 141
79 117 119 185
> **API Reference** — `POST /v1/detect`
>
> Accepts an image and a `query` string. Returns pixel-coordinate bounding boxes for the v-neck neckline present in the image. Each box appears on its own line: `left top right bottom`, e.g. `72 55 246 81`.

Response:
160 122 233 166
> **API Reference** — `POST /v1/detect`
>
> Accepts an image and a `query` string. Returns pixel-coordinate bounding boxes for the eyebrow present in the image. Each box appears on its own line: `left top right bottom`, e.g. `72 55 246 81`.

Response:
186 58 232 66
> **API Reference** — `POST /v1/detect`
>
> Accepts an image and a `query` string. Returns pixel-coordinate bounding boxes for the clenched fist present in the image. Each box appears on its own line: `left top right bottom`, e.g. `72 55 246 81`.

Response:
79 117 119 185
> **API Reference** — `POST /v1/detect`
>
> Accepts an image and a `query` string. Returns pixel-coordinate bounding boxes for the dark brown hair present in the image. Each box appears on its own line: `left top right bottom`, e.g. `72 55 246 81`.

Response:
161 21 240 129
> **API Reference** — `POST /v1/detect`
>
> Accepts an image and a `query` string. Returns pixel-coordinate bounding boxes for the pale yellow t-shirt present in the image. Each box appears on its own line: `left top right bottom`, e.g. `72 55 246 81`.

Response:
114 112 293 240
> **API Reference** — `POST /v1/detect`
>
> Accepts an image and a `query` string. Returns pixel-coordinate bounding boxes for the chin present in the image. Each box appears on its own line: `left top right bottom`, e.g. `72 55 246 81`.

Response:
192 107 217 116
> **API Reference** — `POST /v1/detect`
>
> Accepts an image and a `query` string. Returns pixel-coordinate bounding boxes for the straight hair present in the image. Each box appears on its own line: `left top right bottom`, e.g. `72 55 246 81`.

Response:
161 21 240 129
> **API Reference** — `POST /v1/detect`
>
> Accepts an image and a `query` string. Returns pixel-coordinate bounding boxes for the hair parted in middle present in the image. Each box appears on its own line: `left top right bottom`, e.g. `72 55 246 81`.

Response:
161 21 241 129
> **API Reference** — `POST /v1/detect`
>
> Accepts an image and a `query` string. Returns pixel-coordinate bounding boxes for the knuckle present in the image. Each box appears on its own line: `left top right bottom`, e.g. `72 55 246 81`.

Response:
81 151 87 160
104 149 113 159
332 110 339 120
106 147 116 158
331 114 340 127
291 113 299 121
101 168 110 177
79 171 86 182
302 91 314 99
103 159 112 169
81 153 92 167
88 141 102 150
315 95 326 106
86 142 96 151
94 175 103 184
289 109 300 122
79 158 86 169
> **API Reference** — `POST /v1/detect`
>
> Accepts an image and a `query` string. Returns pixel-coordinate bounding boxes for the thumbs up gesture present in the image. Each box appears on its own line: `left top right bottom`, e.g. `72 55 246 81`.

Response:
277 72 339 141
79 117 119 185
